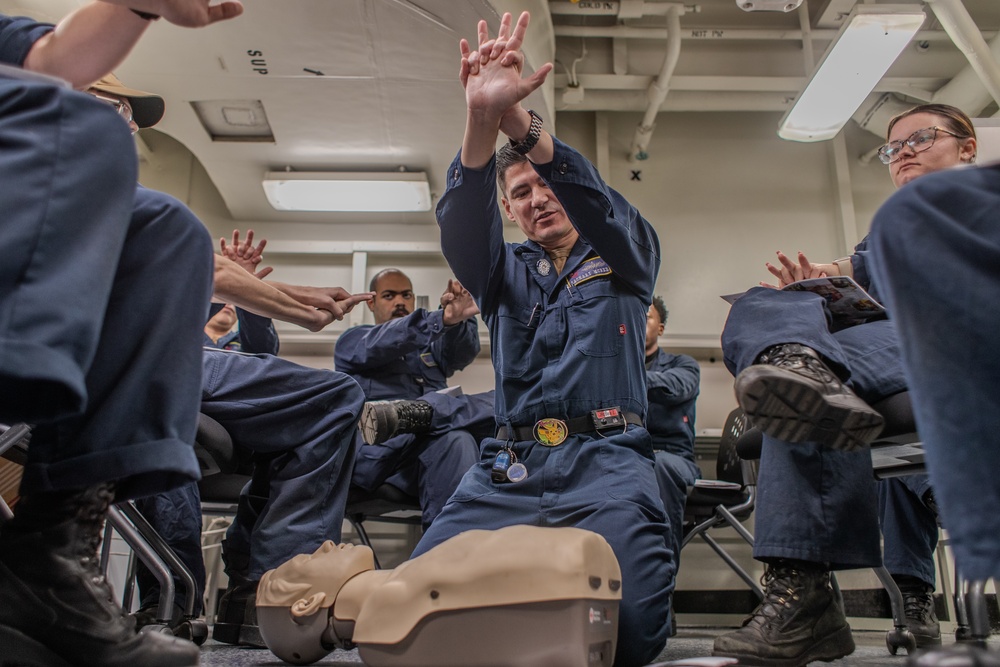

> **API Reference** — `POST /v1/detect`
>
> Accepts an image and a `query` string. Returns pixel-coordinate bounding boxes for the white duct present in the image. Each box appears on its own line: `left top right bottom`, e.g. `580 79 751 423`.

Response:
854 0 1000 144
629 6 683 160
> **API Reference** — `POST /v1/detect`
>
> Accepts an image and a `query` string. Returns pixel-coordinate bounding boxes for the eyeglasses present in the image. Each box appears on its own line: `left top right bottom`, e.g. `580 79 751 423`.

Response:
92 94 134 126
876 126 962 165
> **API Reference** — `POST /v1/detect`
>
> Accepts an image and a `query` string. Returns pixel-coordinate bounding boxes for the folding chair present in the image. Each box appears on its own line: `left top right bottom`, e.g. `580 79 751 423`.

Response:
680 408 764 601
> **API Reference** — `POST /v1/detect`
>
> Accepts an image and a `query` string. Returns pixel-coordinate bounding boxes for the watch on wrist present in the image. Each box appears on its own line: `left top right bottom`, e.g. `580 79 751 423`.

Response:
509 110 543 156
130 8 160 20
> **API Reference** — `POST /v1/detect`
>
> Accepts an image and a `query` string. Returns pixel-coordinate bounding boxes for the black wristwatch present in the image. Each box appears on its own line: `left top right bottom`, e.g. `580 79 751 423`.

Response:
509 110 543 156
130 8 160 20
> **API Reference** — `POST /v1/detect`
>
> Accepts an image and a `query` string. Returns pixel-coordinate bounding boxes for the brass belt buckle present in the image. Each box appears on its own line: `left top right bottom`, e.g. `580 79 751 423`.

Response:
533 418 568 446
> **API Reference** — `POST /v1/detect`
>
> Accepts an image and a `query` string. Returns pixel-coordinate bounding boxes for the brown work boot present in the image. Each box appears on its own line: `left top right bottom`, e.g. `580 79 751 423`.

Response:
735 343 884 451
0 484 199 666
894 574 942 648
712 560 855 666
359 399 433 445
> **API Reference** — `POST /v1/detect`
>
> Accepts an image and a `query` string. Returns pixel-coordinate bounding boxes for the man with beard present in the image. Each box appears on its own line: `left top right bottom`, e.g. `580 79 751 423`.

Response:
335 269 490 529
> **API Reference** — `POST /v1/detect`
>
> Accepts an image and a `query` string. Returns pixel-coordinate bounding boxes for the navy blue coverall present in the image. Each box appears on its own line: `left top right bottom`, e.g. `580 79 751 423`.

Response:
646 349 701 570
134 306 280 613
722 240 938 586
869 163 1000 583
0 15 211 501
335 309 487 527
417 138 673 667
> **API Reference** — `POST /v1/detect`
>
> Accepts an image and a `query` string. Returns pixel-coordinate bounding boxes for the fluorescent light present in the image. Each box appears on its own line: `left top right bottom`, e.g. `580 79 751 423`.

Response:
778 5 926 142
262 171 431 212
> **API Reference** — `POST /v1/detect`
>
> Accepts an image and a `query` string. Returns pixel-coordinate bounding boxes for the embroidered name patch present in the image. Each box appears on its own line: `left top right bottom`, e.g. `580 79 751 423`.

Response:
568 257 612 287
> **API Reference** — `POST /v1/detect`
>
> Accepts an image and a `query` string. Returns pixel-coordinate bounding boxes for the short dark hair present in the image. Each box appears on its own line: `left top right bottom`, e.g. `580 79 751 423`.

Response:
369 268 410 293
651 296 668 326
496 143 529 197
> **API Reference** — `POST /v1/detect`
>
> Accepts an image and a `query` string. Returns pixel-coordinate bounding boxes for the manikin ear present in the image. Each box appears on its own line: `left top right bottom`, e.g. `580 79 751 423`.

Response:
290 593 327 619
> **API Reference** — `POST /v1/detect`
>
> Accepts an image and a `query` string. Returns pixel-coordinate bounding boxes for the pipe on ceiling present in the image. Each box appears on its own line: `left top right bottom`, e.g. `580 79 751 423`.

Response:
854 0 1000 152
629 5 683 160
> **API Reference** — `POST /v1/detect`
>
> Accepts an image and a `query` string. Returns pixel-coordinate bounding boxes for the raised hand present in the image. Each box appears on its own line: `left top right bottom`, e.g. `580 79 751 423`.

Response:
458 12 552 122
220 229 272 279
440 279 480 326
149 0 244 27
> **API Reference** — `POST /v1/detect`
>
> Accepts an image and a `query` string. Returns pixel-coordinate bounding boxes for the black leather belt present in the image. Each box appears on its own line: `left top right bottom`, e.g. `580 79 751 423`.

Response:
496 408 643 446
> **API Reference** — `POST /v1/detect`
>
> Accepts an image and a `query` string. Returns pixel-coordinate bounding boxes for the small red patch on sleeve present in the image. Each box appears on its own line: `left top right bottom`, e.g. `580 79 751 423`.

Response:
618 324 627 335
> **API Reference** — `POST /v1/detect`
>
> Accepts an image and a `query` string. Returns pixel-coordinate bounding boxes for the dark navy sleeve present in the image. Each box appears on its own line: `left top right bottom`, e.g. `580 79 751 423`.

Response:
436 152 509 311
335 309 452 375
535 137 661 301
432 317 480 377
235 309 279 355
646 352 700 407
0 15 54 66
850 236 873 292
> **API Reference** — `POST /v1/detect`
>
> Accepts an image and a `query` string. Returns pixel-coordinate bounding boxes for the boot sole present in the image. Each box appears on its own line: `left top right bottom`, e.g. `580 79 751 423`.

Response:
0 625 73 667
212 620 265 648
0 624 199 667
735 366 884 451
713 623 856 666
359 402 394 446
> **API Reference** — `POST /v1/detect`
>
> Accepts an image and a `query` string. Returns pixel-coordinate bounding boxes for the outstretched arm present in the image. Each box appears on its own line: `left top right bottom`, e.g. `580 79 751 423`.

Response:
213 255 371 332
458 11 552 169
23 0 243 88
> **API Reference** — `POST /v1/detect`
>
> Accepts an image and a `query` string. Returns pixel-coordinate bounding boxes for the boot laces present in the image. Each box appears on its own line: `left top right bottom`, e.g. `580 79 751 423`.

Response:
74 484 115 593
903 587 935 622
744 566 803 628
760 344 839 385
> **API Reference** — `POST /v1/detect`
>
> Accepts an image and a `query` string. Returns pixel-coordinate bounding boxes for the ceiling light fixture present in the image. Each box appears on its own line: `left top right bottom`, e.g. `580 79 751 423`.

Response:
262 171 431 212
778 5 926 142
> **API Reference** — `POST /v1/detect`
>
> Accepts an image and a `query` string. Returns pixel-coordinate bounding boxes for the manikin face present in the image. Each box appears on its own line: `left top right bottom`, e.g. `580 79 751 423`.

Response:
369 272 415 325
500 161 579 251
645 304 664 352
888 112 976 188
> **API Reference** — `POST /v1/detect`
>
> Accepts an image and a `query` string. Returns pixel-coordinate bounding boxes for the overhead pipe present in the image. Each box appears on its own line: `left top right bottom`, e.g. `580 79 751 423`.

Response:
552 25 990 42
547 1 696 18
629 5 682 160
925 0 1000 108
558 90 792 113
854 0 1000 152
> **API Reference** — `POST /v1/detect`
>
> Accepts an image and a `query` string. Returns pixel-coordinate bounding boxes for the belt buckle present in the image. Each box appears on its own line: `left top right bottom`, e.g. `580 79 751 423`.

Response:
533 418 568 446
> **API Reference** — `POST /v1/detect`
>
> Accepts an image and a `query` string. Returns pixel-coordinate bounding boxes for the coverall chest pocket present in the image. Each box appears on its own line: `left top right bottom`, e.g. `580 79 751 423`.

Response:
494 302 534 378
567 279 622 357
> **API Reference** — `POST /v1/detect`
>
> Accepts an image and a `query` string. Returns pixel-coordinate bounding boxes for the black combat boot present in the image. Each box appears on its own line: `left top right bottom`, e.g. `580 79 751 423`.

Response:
212 543 263 648
734 343 884 451
908 644 1000 667
359 399 433 445
0 483 199 667
894 574 941 647
712 560 855 666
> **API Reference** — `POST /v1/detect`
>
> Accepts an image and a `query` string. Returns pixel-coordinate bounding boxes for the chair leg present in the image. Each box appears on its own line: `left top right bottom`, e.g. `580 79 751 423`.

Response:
106 505 176 621
700 532 764 600
347 516 381 569
875 565 918 655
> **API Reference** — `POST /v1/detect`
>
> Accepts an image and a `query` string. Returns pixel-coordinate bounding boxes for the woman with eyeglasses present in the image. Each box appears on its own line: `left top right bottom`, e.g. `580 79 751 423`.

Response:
712 104 976 666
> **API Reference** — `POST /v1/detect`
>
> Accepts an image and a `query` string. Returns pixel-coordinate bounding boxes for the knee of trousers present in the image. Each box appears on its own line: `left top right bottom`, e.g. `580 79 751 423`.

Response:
57 86 139 186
